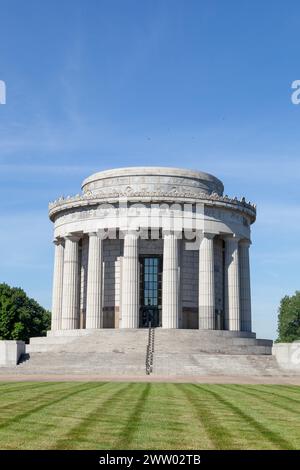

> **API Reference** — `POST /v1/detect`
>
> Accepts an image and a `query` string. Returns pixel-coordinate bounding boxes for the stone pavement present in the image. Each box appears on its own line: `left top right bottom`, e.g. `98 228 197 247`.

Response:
0 371 300 385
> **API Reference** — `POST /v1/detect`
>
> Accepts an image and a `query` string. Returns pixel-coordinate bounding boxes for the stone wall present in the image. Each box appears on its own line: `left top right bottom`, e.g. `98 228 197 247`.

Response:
139 238 163 255
273 342 300 370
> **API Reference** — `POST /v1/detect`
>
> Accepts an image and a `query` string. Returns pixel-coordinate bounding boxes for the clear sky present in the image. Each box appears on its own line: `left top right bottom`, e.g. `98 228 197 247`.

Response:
0 0 299 339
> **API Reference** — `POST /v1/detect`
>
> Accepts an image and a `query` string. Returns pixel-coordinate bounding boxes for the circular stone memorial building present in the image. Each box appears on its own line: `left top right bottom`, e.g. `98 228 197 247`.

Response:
49 167 256 334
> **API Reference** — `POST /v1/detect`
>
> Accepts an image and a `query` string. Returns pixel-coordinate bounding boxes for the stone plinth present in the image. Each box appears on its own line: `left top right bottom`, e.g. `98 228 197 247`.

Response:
0 341 25 366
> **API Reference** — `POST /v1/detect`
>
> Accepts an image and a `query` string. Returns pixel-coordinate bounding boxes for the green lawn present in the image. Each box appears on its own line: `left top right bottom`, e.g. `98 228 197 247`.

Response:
0 382 299 449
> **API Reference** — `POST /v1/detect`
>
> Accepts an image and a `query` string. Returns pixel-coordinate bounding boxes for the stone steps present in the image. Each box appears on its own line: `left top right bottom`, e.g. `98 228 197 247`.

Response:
10 329 289 377
28 329 148 353
28 329 271 354
153 354 287 376
154 329 272 355
15 351 296 377
155 344 271 355
17 352 146 375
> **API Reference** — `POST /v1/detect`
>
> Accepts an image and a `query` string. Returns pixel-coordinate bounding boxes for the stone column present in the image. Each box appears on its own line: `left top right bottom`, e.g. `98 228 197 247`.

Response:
86 233 103 329
61 235 80 330
51 238 64 331
239 240 252 332
199 233 215 329
121 232 139 328
162 233 179 328
224 236 241 331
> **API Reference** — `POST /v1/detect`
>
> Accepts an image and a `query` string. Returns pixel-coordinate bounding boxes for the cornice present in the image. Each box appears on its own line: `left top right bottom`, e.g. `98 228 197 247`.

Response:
49 189 256 223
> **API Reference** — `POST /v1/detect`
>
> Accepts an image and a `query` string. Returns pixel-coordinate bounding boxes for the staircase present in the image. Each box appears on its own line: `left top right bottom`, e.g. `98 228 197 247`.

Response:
18 329 148 376
151 330 283 377
7 328 298 378
154 329 272 355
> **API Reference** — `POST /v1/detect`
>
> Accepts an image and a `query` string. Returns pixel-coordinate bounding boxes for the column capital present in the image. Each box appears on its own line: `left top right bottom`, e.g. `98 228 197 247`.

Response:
126 230 140 237
120 229 140 239
87 231 105 240
53 237 65 246
162 230 180 238
240 238 252 247
201 232 216 240
65 233 81 242
223 233 241 243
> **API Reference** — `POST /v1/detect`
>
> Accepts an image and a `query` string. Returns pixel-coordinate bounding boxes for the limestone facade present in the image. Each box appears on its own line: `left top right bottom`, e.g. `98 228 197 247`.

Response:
49 167 256 331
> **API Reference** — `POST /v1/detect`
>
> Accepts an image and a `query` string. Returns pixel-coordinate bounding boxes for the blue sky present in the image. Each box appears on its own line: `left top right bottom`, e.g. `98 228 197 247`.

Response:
0 0 300 339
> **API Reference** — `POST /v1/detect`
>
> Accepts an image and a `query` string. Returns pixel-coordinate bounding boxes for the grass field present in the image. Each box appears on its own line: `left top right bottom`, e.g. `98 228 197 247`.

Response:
0 382 299 449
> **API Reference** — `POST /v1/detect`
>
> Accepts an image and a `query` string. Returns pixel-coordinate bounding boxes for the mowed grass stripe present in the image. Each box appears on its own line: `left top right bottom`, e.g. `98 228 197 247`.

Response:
0 382 299 450
113 383 151 449
222 384 300 414
0 384 79 418
0 382 110 450
218 385 300 450
0 382 105 432
112 383 210 450
175 383 231 449
0 381 70 398
197 384 294 450
0 382 84 422
0 382 46 392
136 382 215 450
253 385 300 403
53 382 137 450
261 384 300 396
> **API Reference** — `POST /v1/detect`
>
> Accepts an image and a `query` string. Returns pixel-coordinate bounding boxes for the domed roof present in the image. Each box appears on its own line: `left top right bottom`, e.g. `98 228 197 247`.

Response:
82 166 224 197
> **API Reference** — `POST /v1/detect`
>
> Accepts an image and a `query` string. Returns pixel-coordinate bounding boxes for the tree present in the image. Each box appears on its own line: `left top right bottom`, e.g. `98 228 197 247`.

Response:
0 283 51 343
277 291 300 342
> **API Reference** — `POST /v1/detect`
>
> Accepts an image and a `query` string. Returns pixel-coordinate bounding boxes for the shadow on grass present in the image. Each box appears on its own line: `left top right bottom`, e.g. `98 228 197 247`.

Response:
54 382 137 449
194 385 294 450
0 382 107 432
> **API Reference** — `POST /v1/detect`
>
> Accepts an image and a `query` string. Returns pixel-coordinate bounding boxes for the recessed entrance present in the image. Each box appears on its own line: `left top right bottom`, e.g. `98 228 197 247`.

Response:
139 256 162 327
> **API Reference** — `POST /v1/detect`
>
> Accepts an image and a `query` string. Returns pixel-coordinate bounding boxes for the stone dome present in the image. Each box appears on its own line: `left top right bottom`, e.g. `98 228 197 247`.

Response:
81 167 224 197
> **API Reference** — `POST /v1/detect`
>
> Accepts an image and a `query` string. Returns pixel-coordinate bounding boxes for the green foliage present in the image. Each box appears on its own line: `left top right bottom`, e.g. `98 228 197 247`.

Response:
0 283 50 343
277 291 300 342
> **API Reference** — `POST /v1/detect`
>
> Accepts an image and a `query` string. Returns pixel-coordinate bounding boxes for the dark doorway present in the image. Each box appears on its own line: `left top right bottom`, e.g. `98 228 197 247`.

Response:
139 256 162 327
